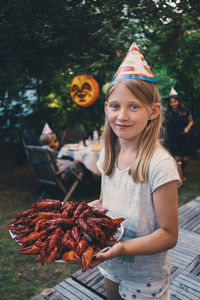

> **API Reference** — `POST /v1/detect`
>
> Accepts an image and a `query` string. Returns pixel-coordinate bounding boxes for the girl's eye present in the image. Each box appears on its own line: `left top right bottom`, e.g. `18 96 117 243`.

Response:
110 104 119 110
130 105 138 110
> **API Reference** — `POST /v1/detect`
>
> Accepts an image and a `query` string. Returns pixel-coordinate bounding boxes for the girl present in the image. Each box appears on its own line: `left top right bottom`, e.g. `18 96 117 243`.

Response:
163 91 193 184
39 123 70 170
39 132 59 151
89 43 180 299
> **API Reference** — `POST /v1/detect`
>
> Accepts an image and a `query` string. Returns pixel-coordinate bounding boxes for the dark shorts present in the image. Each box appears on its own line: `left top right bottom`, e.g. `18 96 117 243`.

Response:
168 133 191 157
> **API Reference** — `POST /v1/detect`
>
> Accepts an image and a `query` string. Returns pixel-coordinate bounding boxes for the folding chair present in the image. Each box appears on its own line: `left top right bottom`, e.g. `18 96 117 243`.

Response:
10 134 41 178
24 145 84 202
22 133 41 146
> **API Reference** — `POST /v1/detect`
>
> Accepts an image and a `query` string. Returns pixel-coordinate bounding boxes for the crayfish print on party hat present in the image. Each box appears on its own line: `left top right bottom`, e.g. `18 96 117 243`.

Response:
112 41 156 83
41 123 53 135
169 88 178 97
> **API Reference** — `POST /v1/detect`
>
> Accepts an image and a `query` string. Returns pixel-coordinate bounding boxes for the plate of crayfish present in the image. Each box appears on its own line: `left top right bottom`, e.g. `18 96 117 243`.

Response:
6 199 124 272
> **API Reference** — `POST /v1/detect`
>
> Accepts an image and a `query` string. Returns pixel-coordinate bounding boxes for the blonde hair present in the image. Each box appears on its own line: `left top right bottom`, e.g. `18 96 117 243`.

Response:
40 133 57 147
102 79 162 182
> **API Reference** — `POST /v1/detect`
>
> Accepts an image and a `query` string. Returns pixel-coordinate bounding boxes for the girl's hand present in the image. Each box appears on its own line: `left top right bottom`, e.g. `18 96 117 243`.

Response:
88 199 102 209
89 242 123 269
183 127 189 134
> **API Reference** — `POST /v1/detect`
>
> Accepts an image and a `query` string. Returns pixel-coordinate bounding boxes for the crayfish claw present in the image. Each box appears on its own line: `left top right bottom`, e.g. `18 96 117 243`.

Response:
81 246 94 272
18 244 41 255
40 248 46 265
47 246 58 264
62 250 80 262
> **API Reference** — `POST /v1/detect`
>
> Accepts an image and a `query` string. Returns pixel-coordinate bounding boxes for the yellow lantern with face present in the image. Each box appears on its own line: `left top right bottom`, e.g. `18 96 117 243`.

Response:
70 74 99 107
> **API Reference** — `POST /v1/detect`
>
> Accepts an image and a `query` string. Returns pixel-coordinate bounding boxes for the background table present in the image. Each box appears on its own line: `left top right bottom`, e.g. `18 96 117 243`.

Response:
58 143 101 175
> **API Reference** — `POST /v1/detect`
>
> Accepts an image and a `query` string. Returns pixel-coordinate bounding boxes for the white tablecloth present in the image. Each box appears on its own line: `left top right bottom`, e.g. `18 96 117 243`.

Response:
57 143 101 175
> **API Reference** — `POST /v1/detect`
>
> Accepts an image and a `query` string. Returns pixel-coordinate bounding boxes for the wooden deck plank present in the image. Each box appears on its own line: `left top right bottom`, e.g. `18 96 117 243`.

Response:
54 202 200 300
64 278 105 300
71 268 83 278
185 255 200 276
54 284 79 300
68 229 200 299
179 198 200 214
179 212 200 227
33 198 200 300
170 271 200 300
91 279 105 290
193 196 200 203
85 272 104 287
72 267 106 297
171 229 200 268
82 269 102 286
179 209 199 222
178 199 200 234
72 267 100 283
30 288 68 300
170 265 183 281
72 266 187 297
179 197 200 212
54 277 105 300
170 295 187 300
179 200 200 211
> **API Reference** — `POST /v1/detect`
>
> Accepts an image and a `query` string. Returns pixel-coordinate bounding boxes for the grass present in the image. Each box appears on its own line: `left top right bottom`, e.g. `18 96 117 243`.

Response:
178 157 200 206
0 144 200 300
0 178 98 300
0 143 99 300
0 172 83 300
0 230 80 300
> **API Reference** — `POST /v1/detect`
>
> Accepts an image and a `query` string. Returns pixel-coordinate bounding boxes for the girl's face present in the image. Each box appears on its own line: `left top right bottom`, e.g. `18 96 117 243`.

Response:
169 97 179 110
105 83 151 143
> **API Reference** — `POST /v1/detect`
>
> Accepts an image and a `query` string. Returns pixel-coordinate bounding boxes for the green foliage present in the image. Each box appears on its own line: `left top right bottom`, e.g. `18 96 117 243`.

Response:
154 65 177 99
1 0 200 147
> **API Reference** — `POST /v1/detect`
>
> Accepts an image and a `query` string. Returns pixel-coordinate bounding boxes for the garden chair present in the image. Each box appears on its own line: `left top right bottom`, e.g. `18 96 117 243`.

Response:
10 133 41 178
24 145 85 202
22 133 41 146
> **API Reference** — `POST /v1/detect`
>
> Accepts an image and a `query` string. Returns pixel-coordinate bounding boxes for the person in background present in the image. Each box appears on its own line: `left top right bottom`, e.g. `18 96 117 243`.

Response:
39 123 71 169
39 123 59 152
89 42 180 300
163 88 193 185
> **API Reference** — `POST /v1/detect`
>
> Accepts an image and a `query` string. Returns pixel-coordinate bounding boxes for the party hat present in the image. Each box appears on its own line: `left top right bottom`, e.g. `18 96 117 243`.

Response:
41 123 53 135
112 42 156 83
169 88 178 97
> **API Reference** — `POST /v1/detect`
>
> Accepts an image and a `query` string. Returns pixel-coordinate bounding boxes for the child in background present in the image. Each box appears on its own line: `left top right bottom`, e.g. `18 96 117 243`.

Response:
39 123 69 169
163 88 193 185
89 42 180 300
39 123 59 152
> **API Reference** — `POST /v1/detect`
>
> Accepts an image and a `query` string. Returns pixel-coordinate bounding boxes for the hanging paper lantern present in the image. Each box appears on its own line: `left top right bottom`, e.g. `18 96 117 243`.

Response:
70 74 99 107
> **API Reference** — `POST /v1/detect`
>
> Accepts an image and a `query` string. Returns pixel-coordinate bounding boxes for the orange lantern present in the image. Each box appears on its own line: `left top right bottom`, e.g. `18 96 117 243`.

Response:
70 74 99 107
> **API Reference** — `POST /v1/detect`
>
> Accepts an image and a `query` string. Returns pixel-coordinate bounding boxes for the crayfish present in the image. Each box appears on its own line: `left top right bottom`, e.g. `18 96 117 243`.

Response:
6 199 124 272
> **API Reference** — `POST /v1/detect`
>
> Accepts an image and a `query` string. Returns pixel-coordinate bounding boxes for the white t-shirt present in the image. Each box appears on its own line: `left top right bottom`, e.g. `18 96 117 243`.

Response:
97 145 180 284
